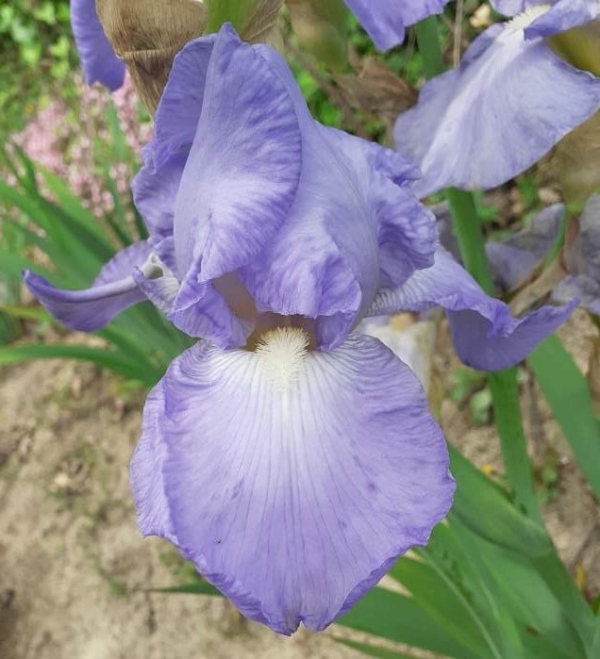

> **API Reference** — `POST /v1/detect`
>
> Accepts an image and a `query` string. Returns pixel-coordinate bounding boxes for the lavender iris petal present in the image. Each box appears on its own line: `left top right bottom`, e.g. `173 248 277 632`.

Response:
343 0 451 50
24 24 575 634
369 247 575 371
131 333 454 634
70 0 125 90
23 241 152 331
394 10 600 196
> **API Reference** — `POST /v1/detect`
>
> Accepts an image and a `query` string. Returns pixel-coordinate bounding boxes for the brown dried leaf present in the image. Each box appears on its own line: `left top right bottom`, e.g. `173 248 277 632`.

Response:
556 110 600 205
335 57 417 137
508 257 567 317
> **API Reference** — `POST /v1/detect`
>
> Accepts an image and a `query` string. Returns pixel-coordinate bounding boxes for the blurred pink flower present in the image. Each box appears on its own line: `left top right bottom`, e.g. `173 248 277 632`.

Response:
13 74 152 218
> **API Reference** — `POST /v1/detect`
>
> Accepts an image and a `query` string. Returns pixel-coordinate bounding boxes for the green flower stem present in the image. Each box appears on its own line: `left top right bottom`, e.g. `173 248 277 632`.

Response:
205 0 257 33
445 188 495 294
415 18 542 523
414 16 446 78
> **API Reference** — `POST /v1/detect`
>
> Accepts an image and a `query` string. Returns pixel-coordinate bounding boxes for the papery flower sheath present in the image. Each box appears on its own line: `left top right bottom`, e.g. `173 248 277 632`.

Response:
343 0 451 50
394 2 600 197
71 0 125 90
25 25 574 634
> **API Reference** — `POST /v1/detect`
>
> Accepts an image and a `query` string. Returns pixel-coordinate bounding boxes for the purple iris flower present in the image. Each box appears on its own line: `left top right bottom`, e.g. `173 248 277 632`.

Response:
71 0 125 90
25 25 573 634
395 1 600 198
486 195 600 314
343 0 451 50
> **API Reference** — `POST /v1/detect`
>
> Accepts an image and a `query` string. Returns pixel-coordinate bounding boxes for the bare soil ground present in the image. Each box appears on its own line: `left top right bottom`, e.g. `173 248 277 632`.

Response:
0 310 598 659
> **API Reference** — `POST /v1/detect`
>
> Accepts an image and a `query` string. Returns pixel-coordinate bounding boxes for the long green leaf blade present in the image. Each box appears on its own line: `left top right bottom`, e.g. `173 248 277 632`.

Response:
528 335 600 500
338 587 479 659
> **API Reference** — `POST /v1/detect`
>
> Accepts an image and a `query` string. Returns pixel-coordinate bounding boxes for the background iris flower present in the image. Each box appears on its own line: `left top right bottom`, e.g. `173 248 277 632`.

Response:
25 25 574 634
343 0 451 50
70 0 125 90
395 1 600 197
484 194 600 314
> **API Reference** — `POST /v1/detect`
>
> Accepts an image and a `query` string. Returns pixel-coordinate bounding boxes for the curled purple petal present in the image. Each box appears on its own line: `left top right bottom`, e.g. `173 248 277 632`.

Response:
369 247 575 370
70 0 125 90
24 241 152 331
132 254 180 313
395 18 600 196
344 0 451 50
131 332 454 634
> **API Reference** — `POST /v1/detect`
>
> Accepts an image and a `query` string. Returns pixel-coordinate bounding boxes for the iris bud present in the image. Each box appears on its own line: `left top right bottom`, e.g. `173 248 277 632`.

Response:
96 0 207 113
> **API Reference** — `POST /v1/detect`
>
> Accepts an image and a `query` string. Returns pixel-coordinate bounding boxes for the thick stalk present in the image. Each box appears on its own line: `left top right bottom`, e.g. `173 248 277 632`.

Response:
415 18 542 523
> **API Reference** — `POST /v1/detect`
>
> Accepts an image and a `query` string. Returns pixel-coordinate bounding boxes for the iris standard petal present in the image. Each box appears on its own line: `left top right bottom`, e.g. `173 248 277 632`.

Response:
132 253 180 313
369 247 575 370
239 124 375 350
23 241 151 331
344 0 451 50
237 119 436 349
70 0 126 90
328 128 437 287
394 19 600 197
150 37 216 168
130 332 454 634
172 25 303 277
168 259 252 348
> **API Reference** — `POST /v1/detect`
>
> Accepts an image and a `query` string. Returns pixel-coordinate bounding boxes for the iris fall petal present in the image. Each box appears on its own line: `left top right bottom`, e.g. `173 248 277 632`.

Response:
131 332 454 634
369 247 575 370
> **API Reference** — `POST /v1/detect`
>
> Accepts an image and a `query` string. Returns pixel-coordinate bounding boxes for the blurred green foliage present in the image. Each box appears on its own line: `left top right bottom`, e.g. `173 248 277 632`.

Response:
0 0 71 71
0 0 77 140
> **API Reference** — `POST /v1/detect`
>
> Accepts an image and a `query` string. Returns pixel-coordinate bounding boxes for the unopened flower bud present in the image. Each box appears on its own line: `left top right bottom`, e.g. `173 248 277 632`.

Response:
95 0 207 113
